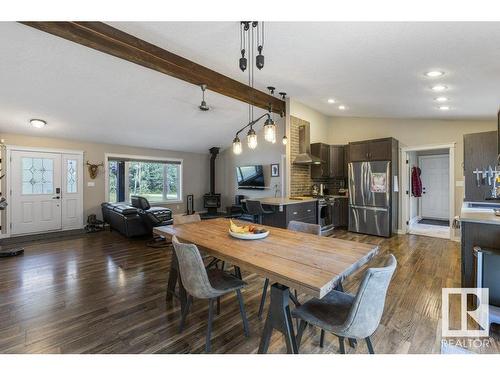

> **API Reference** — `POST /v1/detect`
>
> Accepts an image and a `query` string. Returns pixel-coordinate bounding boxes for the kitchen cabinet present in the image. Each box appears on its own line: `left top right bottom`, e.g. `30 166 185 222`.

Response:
332 198 349 228
261 200 317 229
463 131 498 202
311 143 345 179
348 138 395 161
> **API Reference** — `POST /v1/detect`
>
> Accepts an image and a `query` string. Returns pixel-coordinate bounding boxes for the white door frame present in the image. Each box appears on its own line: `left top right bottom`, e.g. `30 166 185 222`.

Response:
3 145 84 238
400 143 456 240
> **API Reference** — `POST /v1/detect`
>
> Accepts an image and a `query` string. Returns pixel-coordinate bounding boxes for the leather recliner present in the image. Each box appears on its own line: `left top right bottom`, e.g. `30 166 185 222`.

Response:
101 197 173 238
101 202 149 237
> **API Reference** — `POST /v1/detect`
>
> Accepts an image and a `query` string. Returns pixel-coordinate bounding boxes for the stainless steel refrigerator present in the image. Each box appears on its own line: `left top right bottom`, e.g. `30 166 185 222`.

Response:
348 161 392 237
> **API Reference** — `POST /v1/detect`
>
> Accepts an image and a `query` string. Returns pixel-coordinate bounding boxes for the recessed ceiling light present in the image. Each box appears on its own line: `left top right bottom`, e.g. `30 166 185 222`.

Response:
435 97 449 102
327 98 336 104
431 84 447 92
338 105 346 110
438 105 450 111
30 119 47 128
425 71 444 78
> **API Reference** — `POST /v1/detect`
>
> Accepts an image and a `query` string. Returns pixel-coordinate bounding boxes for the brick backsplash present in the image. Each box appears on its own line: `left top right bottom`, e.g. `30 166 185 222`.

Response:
290 116 312 196
290 116 346 196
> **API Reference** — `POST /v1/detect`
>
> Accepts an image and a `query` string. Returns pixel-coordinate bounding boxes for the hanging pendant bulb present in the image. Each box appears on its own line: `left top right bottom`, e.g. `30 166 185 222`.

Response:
263 116 276 143
282 135 288 145
232 136 242 155
247 127 258 149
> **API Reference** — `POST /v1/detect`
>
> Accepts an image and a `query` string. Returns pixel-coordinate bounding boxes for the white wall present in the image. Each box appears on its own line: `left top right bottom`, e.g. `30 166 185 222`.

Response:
289 99 330 143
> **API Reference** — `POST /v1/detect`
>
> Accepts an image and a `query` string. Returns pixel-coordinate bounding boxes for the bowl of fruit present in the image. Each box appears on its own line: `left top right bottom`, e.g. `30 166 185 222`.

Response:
229 219 269 240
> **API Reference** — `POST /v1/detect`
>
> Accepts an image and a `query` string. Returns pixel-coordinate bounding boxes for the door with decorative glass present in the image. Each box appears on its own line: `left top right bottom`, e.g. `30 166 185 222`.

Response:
61 154 83 230
10 151 83 235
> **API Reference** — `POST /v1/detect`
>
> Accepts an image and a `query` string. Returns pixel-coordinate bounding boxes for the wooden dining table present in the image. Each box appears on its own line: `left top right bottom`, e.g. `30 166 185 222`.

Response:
154 217 379 354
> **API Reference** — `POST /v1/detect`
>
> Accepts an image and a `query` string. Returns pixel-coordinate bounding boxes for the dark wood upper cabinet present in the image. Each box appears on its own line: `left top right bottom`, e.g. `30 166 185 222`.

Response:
463 131 498 202
311 143 345 179
348 138 395 161
329 145 345 178
347 142 368 162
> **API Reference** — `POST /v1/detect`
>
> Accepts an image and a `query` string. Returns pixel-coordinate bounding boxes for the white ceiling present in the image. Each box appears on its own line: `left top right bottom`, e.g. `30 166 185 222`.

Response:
0 22 263 153
111 21 500 120
1 22 499 153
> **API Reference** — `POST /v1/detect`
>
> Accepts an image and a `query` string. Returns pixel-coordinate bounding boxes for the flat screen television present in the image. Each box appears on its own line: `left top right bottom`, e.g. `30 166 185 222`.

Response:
236 165 265 189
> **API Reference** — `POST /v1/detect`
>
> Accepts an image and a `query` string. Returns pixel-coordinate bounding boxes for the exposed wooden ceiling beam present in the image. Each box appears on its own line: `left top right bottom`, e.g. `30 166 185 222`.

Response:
20 21 285 115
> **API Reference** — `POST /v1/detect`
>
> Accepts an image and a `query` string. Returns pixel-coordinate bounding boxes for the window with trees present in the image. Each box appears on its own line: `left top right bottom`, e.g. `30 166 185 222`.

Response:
107 156 182 203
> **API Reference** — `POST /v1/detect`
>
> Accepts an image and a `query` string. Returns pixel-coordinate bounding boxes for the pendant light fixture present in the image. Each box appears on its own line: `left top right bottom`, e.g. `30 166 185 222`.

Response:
279 92 288 146
232 135 242 155
231 22 286 155
247 127 258 149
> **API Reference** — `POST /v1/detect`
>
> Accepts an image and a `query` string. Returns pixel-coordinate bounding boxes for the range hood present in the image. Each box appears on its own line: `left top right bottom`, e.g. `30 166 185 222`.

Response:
293 123 323 165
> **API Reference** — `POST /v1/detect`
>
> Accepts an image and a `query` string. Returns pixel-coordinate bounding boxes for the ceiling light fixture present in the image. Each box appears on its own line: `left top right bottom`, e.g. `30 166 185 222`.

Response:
435 96 449 102
247 127 258 149
425 71 444 78
431 84 447 92
338 105 346 110
232 136 242 155
231 28 286 155
438 105 450 111
30 119 47 128
199 84 209 111
327 98 336 104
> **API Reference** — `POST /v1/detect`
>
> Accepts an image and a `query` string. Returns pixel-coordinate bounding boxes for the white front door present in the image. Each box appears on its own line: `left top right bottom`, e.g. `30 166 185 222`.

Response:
419 154 449 220
11 151 62 234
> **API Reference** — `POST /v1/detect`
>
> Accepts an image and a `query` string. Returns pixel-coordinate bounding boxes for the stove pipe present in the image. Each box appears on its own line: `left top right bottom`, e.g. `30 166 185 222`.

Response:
209 147 220 194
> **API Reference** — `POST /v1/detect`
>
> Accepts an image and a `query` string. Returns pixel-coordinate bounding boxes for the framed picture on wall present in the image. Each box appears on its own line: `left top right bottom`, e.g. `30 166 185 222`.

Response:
271 163 279 177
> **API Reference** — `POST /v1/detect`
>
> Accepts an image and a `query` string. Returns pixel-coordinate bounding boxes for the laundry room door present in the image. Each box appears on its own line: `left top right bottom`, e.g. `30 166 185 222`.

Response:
419 154 449 220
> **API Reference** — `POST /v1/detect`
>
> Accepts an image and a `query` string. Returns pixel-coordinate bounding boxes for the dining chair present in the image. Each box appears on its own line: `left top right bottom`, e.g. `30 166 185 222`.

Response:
173 213 201 225
244 200 274 224
172 236 249 353
294 254 397 354
257 221 322 319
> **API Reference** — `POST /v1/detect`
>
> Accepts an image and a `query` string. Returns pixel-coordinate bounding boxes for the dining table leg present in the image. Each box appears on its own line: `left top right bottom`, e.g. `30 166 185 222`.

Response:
258 283 298 354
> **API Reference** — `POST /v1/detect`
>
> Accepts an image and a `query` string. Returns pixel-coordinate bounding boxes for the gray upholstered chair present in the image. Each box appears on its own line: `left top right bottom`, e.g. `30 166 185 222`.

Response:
173 213 201 225
287 220 322 235
172 236 249 353
257 221 322 319
244 200 274 224
293 254 397 354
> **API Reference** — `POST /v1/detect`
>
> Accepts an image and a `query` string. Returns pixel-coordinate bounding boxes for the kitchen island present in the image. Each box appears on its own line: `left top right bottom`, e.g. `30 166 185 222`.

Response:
245 197 318 229
460 202 500 288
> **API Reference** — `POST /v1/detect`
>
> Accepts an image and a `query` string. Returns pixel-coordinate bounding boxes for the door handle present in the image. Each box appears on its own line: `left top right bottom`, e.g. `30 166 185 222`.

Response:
52 196 60 199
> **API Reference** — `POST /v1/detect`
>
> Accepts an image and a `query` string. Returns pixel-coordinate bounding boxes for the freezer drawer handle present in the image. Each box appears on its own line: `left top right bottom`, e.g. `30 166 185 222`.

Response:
350 205 388 212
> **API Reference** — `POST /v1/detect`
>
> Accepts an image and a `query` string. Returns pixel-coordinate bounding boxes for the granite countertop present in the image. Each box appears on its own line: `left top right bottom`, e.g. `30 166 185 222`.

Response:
460 202 500 226
244 197 318 206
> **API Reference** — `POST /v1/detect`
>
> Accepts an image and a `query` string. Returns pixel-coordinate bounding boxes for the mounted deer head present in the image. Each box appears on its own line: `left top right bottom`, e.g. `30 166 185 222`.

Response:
86 161 103 179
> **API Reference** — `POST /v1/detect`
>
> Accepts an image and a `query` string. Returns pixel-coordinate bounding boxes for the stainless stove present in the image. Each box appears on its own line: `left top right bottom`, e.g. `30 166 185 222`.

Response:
317 196 334 236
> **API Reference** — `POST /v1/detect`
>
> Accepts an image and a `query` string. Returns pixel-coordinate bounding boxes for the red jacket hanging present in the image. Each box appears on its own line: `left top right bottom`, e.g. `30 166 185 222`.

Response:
411 166 422 197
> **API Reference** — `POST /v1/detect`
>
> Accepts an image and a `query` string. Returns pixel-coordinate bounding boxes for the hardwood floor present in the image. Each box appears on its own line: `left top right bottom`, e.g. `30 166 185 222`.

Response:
0 229 498 354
